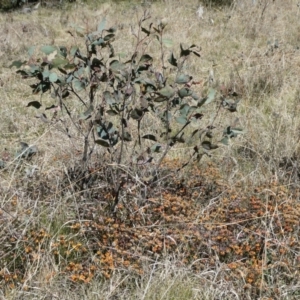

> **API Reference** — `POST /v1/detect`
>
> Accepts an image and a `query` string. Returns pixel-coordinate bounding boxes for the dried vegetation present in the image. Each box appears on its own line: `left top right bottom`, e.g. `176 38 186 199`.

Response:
0 0 300 299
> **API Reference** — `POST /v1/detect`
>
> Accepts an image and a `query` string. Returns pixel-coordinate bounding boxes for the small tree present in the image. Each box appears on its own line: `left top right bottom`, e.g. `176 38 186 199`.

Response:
11 10 242 212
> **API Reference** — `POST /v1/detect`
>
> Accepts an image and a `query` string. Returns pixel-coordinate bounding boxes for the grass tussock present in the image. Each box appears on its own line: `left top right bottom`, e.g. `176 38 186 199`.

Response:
1 0 300 299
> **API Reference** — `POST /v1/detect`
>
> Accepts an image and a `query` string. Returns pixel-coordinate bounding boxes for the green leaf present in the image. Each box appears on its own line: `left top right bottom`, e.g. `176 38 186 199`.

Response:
79 105 94 120
104 34 115 41
202 141 218 150
97 126 108 139
206 131 213 138
0 160 5 169
98 18 106 33
142 78 156 90
180 43 191 57
58 67 67 75
150 144 162 153
178 87 193 98
140 54 153 64
92 57 104 69
74 67 85 78
198 97 207 107
223 98 240 112
73 79 85 92
176 74 192 84
121 131 132 142
59 46 67 58
168 52 177 67
175 116 188 125
40 45 57 55
106 109 118 116
95 139 110 147
206 88 217 104
191 113 203 120
180 104 190 116
92 38 105 46
26 101 42 109
106 26 117 33
158 86 175 98
142 134 157 142
49 72 58 83
160 111 172 123
17 143 37 159
154 96 167 102
141 26 151 36
116 52 126 59
62 90 70 98
175 133 185 143
28 46 35 57
31 82 51 94
224 127 245 138
70 46 79 57
220 137 229 145
51 56 69 68
42 70 50 80
29 65 40 74
110 60 125 74
131 108 143 120
134 77 156 92
162 38 173 48
106 122 116 134
191 129 199 138
189 44 201 55
66 74 73 83
10 60 27 68
192 92 200 101
198 88 217 107
231 128 244 135
75 26 85 37
64 63 76 70
104 91 115 105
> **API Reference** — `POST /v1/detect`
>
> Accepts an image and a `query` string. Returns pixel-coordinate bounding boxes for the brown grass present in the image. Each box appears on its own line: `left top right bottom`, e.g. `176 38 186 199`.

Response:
1 0 300 299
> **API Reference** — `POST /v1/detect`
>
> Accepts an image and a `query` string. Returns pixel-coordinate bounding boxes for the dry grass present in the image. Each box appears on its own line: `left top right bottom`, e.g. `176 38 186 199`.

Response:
1 0 300 299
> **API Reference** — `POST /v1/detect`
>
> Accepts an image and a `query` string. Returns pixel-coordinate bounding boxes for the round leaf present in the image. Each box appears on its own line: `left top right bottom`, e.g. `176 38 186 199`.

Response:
158 86 175 98
28 46 35 57
104 91 115 105
51 57 69 68
175 116 188 125
162 38 173 48
121 131 132 142
131 108 143 120
178 88 193 98
202 141 218 150
10 60 27 69
79 105 94 120
73 79 85 92
49 72 58 83
40 45 57 55
150 144 162 153
176 74 192 84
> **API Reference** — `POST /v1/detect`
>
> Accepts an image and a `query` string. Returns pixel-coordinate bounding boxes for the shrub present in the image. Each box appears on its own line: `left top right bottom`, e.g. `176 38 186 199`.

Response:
10 10 242 212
